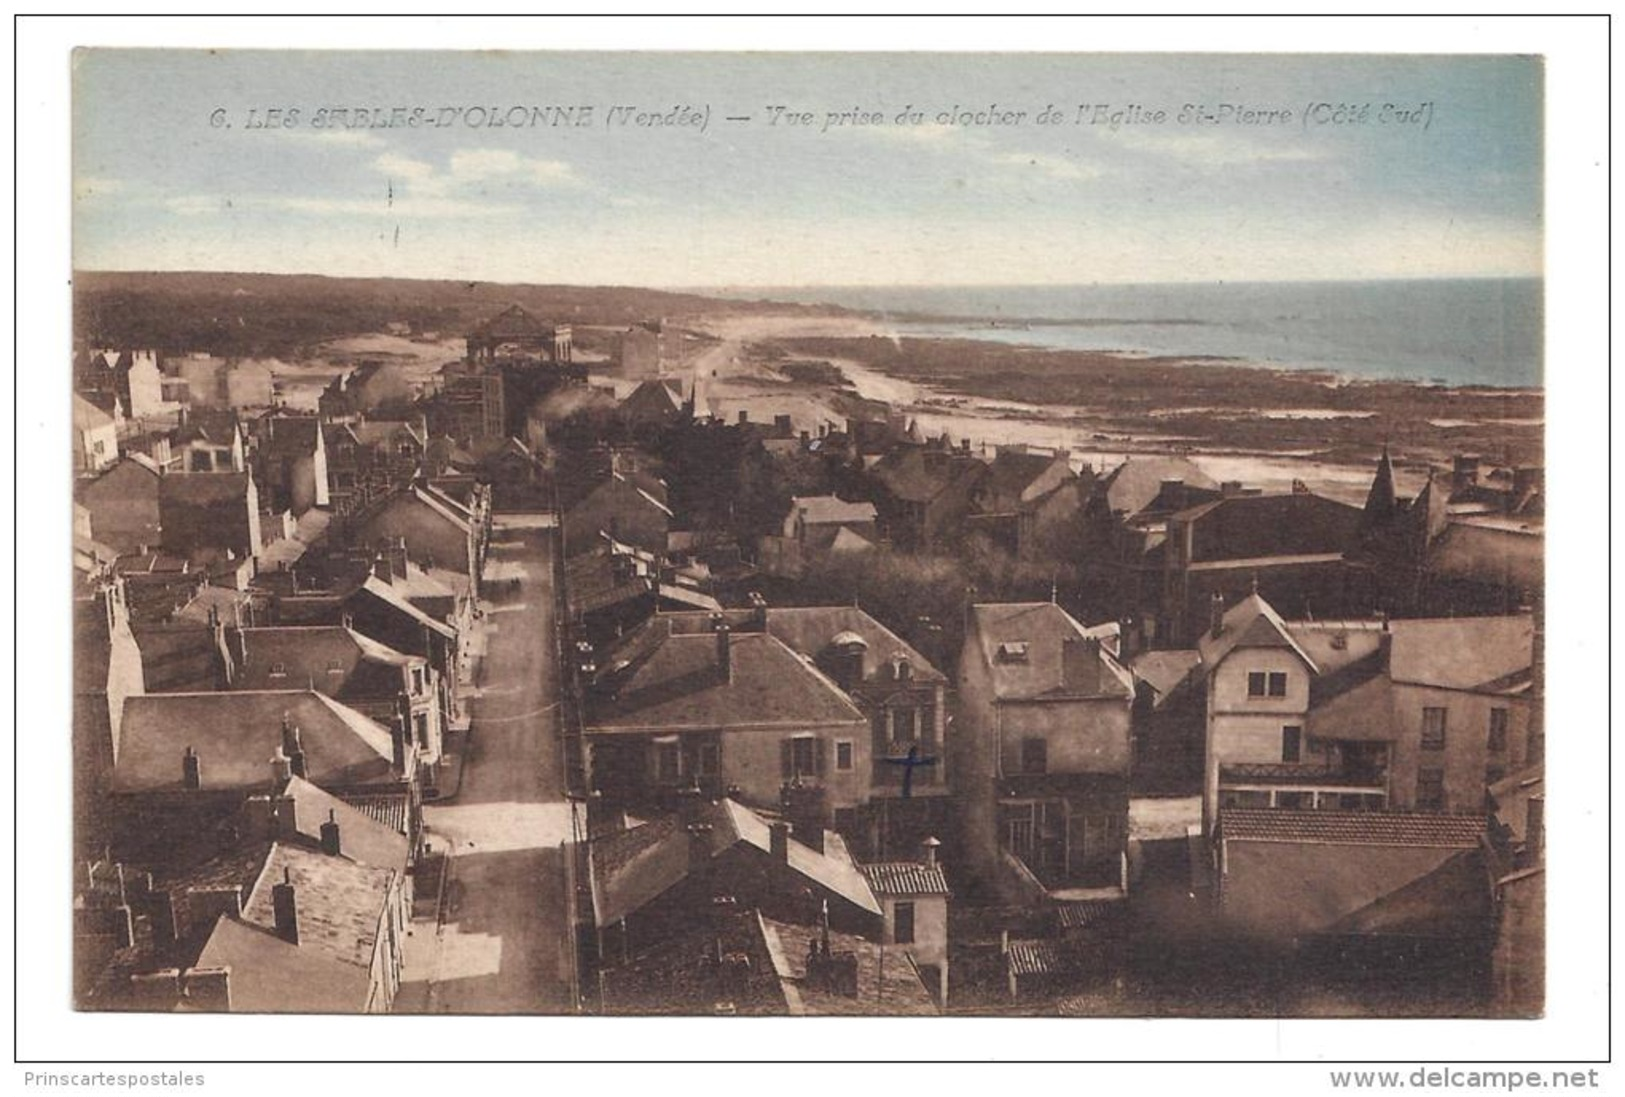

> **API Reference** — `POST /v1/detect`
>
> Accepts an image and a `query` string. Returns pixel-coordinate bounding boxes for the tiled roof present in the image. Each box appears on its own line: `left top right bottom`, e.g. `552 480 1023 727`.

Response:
598 907 790 1016
337 793 411 835
588 629 866 733
1053 899 1123 931
1219 809 1484 849
1006 939 1088 979
114 690 397 792
858 861 951 897
970 603 1133 700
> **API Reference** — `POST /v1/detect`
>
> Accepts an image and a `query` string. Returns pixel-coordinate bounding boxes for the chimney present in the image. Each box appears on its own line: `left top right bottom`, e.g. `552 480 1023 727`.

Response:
686 822 714 873
245 793 275 840
1209 593 1226 639
715 624 733 684
921 835 941 866
286 727 307 780
182 746 202 790
770 821 792 863
738 410 749 425
320 809 342 857
270 793 298 839
1452 454 1482 492
1525 796 1544 860
1221 480 1243 498
391 716 408 772
182 967 232 1012
1062 636 1103 695
271 868 299 945
1117 615 1138 660
748 591 768 632
1160 478 1186 511
270 745 293 785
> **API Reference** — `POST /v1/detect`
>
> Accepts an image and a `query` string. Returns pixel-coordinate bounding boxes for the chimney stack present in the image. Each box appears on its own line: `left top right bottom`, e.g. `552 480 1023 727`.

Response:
320 809 342 857
686 822 714 873
271 868 299 945
715 624 733 684
921 836 941 866
1209 593 1226 639
391 716 408 772
770 821 792 863
1526 796 1544 861
1062 636 1103 695
182 746 202 790
270 745 293 785
182 967 232 1012
748 591 768 632
286 726 307 780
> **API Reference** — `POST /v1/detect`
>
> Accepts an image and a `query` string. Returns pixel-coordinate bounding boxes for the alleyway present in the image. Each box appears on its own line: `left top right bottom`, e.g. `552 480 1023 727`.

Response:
397 515 576 1014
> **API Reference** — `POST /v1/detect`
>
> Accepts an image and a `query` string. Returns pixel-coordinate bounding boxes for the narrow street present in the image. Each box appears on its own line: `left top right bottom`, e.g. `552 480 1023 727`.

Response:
397 515 576 1014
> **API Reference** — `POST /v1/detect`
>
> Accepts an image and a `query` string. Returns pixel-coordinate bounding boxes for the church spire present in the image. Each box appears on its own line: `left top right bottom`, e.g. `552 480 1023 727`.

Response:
1363 444 1398 521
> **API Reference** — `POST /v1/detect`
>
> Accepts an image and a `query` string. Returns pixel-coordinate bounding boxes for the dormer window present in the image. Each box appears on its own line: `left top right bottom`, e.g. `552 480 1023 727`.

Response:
997 642 1029 664
893 657 912 681
326 660 345 675
268 662 287 677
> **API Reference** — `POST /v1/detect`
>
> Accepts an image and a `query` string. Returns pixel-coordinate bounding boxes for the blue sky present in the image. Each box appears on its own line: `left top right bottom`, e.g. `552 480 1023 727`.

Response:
72 51 1542 285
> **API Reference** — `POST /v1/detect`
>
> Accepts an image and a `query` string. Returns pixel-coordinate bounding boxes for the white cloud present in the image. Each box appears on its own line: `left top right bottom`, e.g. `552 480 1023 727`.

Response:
376 148 578 199
1109 128 1331 168
73 176 123 202
271 129 388 150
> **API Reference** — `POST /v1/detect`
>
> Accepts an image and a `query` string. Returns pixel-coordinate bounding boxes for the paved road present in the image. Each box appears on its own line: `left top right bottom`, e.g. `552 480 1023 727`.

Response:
397 515 576 1014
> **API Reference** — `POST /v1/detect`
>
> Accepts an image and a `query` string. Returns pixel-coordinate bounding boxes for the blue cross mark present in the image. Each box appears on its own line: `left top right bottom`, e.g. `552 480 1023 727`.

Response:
884 743 937 798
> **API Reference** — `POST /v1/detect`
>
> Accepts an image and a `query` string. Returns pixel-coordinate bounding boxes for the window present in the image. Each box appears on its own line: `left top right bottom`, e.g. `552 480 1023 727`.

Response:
835 741 854 771
1416 768 1445 810
783 736 821 780
893 901 916 945
268 661 287 678
1005 815 1035 859
696 741 720 778
414 712 429 747
1281 726 1303 763
1421 707 1447 750
1020 737 1048 775
411 667 426 694
1267 672 1288 698
1488 708 1509 753
1330 632 1349 651
326 659 346 675
1247 672 1267 697
891 707 917 743
654 740 682 783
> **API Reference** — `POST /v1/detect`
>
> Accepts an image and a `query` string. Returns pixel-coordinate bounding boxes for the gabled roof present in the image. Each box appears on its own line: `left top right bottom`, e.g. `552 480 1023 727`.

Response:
230 625 419 697
968 603 1133 700
589 798 880 928
358 575 458 639
74 392 117 430
1127 649 1203 704
1196 593 1320 674
114 690 396 792
621 378 686 419
869 448 985 504
1219 809 1484 849
1386 615 1533 691
789 495 877 527
470 303 558 338
654 605 947 685
278 775 410 873
1171 491 1363 563
976 450 1073 512
588 628 866 733
193 913 369 1013
1098 456 1218 517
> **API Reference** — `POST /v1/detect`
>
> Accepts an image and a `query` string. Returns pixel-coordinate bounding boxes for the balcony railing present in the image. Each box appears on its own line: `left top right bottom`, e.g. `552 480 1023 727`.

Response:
1219 762 1387 788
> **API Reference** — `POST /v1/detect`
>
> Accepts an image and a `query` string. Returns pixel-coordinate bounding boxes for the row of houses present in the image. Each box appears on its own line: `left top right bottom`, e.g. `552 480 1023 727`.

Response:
549 370 1544 1012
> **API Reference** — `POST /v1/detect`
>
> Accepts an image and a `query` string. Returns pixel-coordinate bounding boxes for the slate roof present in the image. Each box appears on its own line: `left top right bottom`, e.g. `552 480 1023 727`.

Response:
1127 649 1203 704
588 628 866 733
193 914 370 1013
1196 593 1320 674
589 798 881 928
359 575 458 639
969 603 1133 701
1172 492 1363 563
1099 456 1218 518
159 472 253 507
1386 615 1534 691
1219 809 1484 848
869 448 986 503
278 775 410 873
229 625 418 698
114 690 397 792
858 861 951 898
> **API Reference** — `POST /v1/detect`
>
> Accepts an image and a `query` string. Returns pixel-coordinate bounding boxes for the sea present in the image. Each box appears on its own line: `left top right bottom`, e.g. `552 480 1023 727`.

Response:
732 278 1543 390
